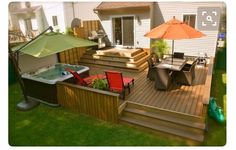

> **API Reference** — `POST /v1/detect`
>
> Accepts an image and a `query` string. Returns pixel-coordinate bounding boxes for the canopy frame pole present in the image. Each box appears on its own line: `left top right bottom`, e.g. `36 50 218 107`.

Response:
15 26 53 53
172 40 174 64
9 46 40 111
8 26 54 111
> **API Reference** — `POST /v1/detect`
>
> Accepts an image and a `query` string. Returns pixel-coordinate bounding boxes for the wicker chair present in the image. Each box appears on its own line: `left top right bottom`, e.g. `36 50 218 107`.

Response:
174 61 197 85
147 58 156 81
154 67 172 90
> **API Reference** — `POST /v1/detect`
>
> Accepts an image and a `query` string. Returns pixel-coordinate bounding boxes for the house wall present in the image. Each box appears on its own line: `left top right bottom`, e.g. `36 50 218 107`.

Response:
63 2 75 29
31 2 67 33
8 2 21 30
153 2 225 57
18 54 58 73
97 8 151 48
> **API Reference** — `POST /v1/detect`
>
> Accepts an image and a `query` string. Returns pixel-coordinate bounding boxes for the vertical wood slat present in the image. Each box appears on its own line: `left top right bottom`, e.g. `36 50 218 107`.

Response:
57 82 119 123
58 21 101 64
58 27 86 64
83 20 102 39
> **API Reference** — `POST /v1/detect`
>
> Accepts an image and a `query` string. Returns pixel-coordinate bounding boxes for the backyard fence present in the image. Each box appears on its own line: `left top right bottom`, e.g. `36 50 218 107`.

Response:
57 81 119 123
83 20 102 39
58 20 102 65
58 47 86 65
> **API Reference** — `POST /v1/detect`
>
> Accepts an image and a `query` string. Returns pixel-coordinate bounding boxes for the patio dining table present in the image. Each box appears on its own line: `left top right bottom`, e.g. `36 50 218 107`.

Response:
155 57 187 71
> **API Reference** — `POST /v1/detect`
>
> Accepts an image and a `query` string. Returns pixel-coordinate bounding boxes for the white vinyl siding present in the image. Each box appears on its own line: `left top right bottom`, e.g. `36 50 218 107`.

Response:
31 2 67 32
135 12 151 48
153 2 225 57
19 54 58 73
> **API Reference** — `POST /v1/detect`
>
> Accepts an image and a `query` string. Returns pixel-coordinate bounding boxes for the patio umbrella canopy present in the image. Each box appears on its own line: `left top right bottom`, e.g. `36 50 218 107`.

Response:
145 16 205 62
12 32 98 58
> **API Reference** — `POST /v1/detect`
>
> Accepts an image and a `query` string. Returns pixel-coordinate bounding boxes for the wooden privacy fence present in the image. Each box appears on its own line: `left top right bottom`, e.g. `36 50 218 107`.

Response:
58 47 86 65
58 27 86 65
57 81 119 123
58 20 102 64
83 20 102 39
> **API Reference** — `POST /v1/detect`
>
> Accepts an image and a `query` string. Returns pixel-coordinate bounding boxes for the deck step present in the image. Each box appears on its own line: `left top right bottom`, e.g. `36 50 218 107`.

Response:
124 107 205 130
119 116 204 142
80 54 149 67
126 101 205 123
96 48 143 57
79 59 141 69
79 48 149 72
82 51 148 63
79 62 141 72
119 101 206 142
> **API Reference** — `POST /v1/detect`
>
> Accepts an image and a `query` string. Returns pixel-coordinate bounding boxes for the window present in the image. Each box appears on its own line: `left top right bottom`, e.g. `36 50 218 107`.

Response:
52 16 58 26
183 14 196 28
112 16 134 46
31 19 38 30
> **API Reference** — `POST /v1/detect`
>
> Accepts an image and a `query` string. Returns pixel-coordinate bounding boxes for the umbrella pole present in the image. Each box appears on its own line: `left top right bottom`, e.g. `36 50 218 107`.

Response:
172 40 174 64
9 47 39 111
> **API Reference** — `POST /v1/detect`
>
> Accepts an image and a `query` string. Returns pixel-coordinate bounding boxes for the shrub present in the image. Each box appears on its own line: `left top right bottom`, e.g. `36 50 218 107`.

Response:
92 78 108 90
151 39 170 59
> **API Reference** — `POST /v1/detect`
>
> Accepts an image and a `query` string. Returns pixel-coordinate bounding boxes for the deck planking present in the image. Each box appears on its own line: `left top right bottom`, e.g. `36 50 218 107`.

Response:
88 65 209 117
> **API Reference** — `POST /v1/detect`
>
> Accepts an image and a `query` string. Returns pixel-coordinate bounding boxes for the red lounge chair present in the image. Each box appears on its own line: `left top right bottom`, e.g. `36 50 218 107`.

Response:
65 68 105 86
105 70 134 99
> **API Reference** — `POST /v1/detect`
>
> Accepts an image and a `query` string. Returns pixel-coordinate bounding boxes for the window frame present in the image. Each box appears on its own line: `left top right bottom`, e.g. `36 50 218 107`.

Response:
110 15 135 47
182 13 197 28
52 16 58 26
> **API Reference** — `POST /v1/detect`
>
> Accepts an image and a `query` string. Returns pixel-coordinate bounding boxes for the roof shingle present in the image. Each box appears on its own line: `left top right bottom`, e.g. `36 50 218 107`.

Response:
94 2 152 11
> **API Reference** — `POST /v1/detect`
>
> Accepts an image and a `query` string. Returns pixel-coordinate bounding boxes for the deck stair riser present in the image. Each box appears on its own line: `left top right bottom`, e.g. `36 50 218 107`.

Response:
96 48 143 57
119 102 206 142
127 102 205 123
79 62 148 72
79 48 149 72
122 108 205 135
81 55 149 67
119 117 204 143
82 51 148 63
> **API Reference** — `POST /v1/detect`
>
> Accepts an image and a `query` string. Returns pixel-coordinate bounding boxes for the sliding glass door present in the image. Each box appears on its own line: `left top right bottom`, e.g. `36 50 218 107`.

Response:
112 16 134 47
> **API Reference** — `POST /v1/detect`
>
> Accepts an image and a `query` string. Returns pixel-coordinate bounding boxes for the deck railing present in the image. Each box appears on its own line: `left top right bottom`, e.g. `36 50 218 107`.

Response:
57 81 119 123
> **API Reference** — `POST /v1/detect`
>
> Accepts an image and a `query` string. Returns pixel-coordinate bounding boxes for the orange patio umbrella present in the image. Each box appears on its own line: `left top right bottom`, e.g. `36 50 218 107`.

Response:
145 16 205 63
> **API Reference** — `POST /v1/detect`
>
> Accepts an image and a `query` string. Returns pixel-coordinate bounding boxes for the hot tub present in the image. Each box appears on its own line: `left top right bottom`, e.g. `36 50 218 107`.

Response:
22 63 89 106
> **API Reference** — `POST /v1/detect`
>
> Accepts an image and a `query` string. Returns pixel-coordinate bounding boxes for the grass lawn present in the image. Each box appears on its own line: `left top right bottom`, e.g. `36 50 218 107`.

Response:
203 47 227 146
9 83 187 146
204 69 226 146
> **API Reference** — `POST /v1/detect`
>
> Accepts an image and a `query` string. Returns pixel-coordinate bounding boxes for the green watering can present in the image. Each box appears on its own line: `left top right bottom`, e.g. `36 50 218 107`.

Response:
208 97 225 123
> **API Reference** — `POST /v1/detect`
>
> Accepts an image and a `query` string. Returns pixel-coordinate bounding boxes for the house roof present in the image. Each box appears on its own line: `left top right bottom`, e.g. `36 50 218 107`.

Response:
94 2 152 11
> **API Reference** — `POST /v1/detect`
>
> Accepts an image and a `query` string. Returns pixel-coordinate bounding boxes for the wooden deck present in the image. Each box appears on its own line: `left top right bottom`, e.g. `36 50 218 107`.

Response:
88 65 209 117
126 66 207 117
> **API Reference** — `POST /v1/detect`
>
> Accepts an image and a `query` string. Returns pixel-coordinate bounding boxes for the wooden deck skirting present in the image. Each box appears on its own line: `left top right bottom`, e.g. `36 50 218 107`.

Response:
202 57 214 104
57 81 119 123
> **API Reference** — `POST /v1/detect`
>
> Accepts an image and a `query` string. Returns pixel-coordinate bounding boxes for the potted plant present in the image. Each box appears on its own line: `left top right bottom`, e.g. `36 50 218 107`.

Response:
91 78 108 90
151 39 170 61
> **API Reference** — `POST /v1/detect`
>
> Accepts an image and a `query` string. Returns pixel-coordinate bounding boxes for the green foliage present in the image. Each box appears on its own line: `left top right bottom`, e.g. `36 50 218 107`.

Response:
151 39 170 59
91 78 108 90
205 69 226 146
56 29 60 33
65 27 74 35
